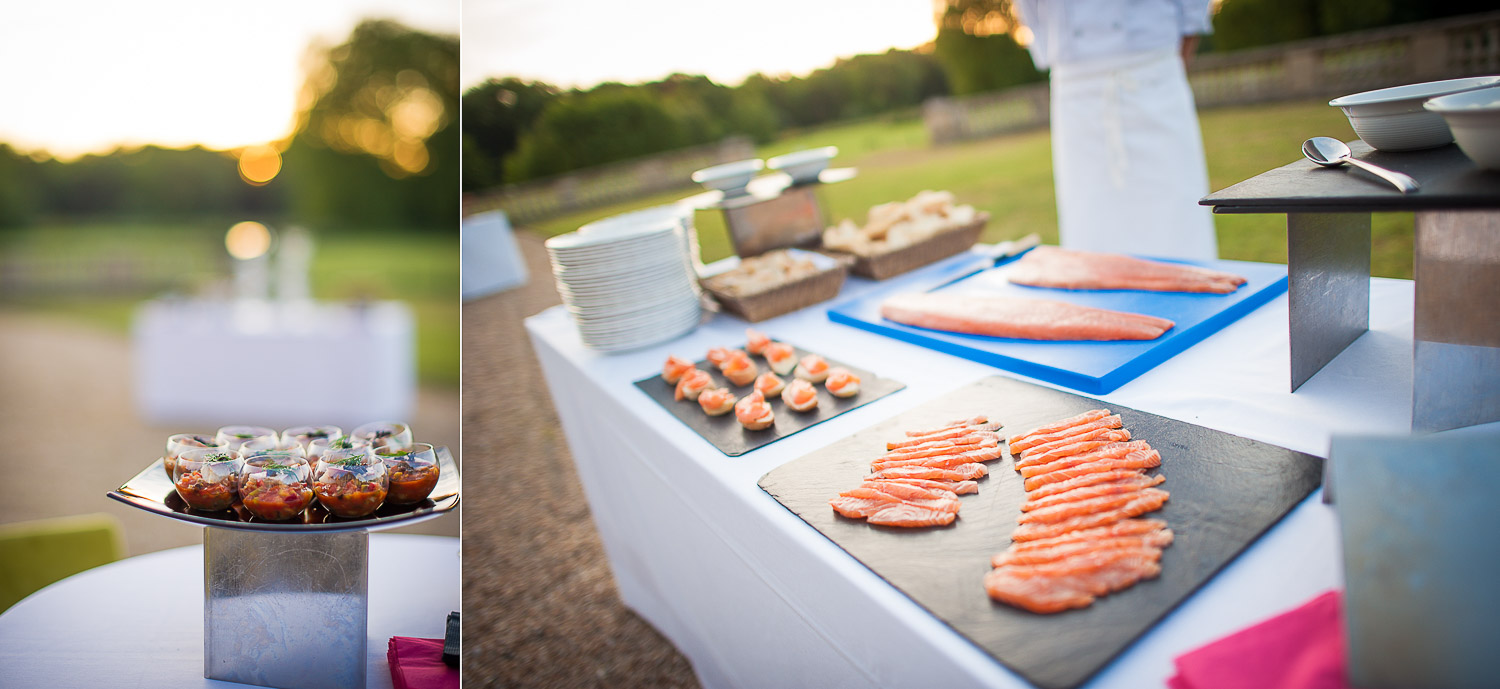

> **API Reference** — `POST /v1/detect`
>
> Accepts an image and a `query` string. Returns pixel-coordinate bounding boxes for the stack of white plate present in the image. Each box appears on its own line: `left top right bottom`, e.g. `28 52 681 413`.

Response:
546 211 702 351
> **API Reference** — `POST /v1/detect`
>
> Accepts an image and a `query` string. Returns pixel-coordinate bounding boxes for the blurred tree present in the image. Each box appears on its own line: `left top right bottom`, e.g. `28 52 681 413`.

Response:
283 19 459 228
461 77 560 191
504 88 685 182
0 145 39 228
932 0 1042 95
1210 0 1497 52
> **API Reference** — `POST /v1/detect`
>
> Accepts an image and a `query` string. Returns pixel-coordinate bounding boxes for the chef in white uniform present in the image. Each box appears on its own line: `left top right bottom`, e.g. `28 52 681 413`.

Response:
1015 0 1218 261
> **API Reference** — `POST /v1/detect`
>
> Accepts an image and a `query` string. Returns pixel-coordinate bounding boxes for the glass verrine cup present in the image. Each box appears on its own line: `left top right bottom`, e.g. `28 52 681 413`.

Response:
238 454 314 521
313 446 388 518
215 425 278 454
375 442 440 505
307 435 357 464
173 448 243 512
281 425 343 452
350 421 413 452
165 433 222 481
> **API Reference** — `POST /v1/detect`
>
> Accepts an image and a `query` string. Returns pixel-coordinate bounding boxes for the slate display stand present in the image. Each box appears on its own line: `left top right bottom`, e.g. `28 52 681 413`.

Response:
1201 140 1500 432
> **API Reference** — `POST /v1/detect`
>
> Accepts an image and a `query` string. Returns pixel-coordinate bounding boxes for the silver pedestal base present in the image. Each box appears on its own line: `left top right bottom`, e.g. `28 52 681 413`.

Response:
1413 210 1500 432
1286 213 1371 391
204 527 369 689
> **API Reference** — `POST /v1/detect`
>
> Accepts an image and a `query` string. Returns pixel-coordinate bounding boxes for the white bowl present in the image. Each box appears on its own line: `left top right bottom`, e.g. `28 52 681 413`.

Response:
1329 76 1500 151
767 146 838 185
691 159 764 194
1424 86 1500 170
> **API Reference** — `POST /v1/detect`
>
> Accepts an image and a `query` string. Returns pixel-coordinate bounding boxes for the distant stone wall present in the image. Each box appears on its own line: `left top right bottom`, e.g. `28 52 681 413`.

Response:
926 11 1500 145
462 136 755 225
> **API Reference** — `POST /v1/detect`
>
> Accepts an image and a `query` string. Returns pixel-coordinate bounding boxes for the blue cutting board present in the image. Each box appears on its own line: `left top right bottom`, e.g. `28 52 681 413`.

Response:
827 250 1288 394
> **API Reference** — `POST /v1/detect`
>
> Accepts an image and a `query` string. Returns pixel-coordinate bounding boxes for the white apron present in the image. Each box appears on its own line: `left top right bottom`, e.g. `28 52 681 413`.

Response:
1049 48 1218 261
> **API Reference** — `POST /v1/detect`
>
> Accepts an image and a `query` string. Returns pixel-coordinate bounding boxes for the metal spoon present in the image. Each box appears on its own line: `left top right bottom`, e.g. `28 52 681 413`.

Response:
1301 137 1419 193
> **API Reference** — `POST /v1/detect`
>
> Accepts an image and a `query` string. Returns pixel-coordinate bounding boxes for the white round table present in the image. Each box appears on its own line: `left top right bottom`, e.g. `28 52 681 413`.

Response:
0 534 457 688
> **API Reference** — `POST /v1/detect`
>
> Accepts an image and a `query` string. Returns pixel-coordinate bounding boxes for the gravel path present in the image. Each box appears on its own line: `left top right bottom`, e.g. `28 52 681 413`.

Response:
460 230 698 688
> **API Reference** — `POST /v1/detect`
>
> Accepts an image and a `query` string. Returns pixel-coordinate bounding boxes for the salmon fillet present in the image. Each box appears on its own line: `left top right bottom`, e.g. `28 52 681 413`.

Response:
985 555 1162 613
1019 441 1154 479
837 487 962 513
1022 474 1165 511
1018 426 1132 459
1007 246 1248 294
1010 415 1124 454
995 546 1163 578
880 293 1175 342
868 463 988 481
868 503 956 527
1019 487 1170 524
829 496 893 518
1023 450 1161 491
1010 489 1170 541
855 481 959 502
879 438 999 462
1017 436 1135 470
1007 409 1111 446
992 530 1175 567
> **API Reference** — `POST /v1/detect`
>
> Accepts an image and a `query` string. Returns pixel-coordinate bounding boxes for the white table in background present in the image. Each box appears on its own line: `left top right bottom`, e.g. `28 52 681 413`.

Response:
0 534 457 689
133 299 414 427
526 261 1499 689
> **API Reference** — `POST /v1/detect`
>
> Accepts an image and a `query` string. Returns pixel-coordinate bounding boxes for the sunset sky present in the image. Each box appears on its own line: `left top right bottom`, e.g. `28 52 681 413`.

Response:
461 0 939 90
0 0 458 159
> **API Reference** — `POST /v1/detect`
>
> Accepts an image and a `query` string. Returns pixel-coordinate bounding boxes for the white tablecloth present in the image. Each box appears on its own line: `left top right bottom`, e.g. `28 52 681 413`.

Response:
133 299 415 427
525 261 1499 689
0 534 457 688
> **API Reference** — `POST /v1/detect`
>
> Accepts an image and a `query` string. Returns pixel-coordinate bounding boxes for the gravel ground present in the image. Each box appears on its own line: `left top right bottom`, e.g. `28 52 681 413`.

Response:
460 231 698 688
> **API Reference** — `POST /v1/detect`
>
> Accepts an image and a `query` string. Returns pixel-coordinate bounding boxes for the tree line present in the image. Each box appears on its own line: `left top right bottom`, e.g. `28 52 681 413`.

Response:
464 0 1491 192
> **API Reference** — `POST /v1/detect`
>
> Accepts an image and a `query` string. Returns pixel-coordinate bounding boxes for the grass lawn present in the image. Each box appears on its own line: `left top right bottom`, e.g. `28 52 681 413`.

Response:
0 221 459 387
525 99 1416 279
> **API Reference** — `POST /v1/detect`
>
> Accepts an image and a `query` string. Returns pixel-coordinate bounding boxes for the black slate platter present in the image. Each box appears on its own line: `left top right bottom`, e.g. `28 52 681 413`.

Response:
758 376 1323 689
633 343 904 456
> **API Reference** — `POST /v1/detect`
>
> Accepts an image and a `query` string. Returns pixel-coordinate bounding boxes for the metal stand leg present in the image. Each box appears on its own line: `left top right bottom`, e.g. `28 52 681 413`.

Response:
1287 213 1371 390
1413 211 1500 432
204 527 369 689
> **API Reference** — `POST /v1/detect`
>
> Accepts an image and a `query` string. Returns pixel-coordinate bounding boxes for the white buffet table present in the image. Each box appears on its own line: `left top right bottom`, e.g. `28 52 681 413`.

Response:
525 258 1499 689
0 534 457 688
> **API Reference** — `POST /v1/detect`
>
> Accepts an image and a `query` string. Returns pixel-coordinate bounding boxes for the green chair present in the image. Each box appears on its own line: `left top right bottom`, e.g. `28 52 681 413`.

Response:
0 514 124 612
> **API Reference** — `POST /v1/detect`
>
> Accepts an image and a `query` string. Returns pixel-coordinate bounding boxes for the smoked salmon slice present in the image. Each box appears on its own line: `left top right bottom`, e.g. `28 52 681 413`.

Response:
1016 436 1138 470
1018 441 1154 479
880 293 1175 342
854 481 960 502
992 530 1175 567
1018 427 1132 461
887 430 1000 451
890 424 1000 448
1000 519 1169 553
1025 469 1152 501
1010 489 1170 541
1006 246 1248 294
876 477 980 495
1021 474 1165 512
868 503 956 527
1019 487 1170 524
871 445 1004 472
879 436 999 460
904 415 990 437
985 555 1162 613
1007 409 1111 446
1023 450 1161 491
868 463 988 481
1010 415 1124 454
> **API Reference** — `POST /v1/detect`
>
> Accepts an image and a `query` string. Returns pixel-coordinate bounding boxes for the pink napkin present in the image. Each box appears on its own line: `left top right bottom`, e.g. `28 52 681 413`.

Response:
1167 590 1351 689
388 636 458 689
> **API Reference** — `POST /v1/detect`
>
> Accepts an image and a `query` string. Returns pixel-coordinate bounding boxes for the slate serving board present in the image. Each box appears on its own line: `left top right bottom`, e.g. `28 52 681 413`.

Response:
826 250 1288 394
634 342 905 456
758 376 1323 689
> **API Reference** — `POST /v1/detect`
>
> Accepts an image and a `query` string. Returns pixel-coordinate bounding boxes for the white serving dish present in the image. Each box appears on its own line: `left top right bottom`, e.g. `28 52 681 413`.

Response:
767 146 838 185
1424 86 1500 170
1329 76 1500 151
691 159 764 195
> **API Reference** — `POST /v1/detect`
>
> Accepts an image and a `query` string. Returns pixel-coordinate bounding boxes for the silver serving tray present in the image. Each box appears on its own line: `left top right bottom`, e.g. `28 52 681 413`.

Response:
107 446 460 533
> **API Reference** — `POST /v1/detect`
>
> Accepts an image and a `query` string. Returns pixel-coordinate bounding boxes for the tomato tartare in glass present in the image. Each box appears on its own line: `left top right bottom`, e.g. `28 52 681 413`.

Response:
239 455 314 522
215 425 279 454
165 433 222 481
281 425 343 453
350 421 413 452
174 448 243 512
378 442 440 505
314 447 387 518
